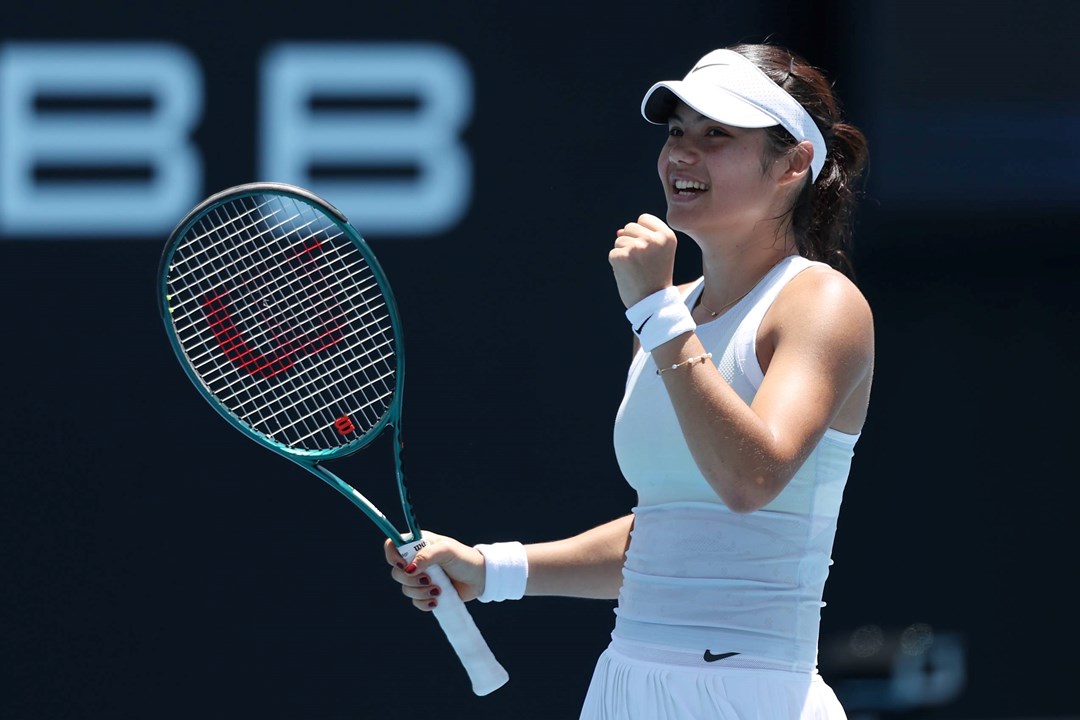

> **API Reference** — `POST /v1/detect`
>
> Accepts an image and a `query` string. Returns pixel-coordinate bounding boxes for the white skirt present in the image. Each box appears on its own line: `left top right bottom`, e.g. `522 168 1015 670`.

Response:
579 640 847 720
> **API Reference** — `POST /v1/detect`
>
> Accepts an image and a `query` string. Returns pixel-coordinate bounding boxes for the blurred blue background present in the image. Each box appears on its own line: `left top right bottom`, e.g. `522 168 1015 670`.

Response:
2 1 1076 718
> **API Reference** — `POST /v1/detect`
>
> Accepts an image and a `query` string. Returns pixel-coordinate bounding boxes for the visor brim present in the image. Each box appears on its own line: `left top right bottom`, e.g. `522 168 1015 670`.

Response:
641 81 782 129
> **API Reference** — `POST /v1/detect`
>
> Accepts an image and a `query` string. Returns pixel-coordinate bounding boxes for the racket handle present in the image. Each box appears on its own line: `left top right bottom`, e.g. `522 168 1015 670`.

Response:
425 564 510 695
397 541 509 695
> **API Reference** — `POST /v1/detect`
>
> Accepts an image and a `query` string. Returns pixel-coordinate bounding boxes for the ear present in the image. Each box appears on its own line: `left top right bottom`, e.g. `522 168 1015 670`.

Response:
776 140 814 187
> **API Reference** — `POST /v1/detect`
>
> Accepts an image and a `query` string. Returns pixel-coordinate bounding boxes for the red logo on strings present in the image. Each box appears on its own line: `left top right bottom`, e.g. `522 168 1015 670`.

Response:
334 415 356 435
200 239 343 379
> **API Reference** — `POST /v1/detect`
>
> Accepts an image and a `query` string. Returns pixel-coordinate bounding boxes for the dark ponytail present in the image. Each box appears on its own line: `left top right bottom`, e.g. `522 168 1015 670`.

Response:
730 44 869 279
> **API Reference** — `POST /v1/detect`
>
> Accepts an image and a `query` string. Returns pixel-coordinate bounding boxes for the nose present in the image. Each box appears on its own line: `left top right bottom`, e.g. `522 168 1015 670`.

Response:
665 137 698 166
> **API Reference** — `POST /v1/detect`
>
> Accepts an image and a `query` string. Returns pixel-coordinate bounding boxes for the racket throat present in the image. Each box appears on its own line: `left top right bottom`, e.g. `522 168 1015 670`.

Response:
306 464 407 545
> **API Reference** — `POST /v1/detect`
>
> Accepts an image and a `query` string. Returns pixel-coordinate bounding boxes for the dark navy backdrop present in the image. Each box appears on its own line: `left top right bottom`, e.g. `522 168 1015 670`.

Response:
3 1 1077 718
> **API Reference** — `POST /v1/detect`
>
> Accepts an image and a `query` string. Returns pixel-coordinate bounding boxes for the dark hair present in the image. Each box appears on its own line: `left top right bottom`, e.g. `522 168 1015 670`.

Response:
731 43 868 279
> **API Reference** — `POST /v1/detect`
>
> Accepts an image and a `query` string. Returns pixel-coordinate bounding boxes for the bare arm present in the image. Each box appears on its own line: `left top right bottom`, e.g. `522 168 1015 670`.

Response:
524 514 633 599
610 215 874 513
650 268 873 511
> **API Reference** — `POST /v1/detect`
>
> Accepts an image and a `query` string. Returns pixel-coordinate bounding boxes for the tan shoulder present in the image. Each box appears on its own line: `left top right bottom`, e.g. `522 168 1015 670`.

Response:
776 264 873 326
760 263 875 371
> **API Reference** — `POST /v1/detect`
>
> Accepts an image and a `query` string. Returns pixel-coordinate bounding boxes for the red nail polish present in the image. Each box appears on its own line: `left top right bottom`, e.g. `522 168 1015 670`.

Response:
404 562 417 574
430 588 441 597
419 576 430 586
395 562 405 570
427 600 437 608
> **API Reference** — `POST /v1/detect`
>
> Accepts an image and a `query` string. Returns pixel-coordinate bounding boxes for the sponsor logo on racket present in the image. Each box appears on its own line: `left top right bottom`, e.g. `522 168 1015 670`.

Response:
200 239 345 380
333 415 356 435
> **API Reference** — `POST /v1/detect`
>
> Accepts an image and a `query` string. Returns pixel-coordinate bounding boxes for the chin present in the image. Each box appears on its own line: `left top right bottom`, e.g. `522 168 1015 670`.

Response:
663 207 697 236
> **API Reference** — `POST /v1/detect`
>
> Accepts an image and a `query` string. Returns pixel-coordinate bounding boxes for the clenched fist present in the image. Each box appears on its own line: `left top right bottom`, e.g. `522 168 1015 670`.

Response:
609 213 678 308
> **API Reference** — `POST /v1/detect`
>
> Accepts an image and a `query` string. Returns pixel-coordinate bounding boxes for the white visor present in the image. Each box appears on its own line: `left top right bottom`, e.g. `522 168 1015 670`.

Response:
641 49 827 181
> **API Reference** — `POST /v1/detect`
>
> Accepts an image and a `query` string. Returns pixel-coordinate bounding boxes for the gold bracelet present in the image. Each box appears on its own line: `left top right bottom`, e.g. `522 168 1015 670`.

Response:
656 352 713 375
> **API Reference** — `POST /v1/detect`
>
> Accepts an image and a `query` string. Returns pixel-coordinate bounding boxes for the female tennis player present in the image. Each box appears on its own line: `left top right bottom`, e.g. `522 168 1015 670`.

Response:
385 42 872 719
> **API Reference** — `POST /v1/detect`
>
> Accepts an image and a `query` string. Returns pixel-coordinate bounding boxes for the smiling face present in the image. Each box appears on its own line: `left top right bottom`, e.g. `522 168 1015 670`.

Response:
658 101 787 243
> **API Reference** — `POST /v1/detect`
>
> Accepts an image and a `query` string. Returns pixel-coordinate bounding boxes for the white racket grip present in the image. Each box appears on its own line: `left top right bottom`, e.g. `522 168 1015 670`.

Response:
397 542 509 695
425 564 509 695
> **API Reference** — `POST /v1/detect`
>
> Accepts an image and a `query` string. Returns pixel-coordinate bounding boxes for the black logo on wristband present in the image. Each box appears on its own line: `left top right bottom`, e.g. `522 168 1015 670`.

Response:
703 650 740 663
634 315 653 335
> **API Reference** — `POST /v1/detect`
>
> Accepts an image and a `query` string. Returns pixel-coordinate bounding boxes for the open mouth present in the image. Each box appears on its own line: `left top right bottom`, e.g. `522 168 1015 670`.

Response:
673 179 709 195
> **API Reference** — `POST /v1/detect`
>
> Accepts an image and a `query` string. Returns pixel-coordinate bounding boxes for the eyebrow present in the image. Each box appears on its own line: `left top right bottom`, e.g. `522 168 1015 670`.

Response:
669 111 748 139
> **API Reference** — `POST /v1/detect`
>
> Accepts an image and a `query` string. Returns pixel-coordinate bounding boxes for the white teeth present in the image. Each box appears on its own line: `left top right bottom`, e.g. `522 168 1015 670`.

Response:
674 179 708 191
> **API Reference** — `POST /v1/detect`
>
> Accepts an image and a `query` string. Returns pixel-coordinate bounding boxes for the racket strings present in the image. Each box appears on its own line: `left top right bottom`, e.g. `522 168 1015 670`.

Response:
169 205 334 343
210 293 389 409
167 198 311 306
232 201 398 436
166 193 398 452
221 198 395 439
185 201 392 445
184 253 376 375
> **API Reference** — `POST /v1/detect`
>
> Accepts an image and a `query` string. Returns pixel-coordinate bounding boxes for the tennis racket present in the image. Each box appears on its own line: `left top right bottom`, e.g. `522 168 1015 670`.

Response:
158 182 509 696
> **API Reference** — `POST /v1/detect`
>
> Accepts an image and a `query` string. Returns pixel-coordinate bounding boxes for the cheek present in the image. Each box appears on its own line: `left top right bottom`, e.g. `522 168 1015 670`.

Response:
708 147 763 188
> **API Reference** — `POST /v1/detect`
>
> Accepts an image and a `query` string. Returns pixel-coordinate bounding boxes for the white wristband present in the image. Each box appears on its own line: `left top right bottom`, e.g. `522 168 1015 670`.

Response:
473 542 528 603
624 286 696 352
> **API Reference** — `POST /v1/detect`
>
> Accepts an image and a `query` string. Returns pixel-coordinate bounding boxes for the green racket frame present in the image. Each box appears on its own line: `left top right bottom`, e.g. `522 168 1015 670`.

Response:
158 182 508 696
159 182 418 548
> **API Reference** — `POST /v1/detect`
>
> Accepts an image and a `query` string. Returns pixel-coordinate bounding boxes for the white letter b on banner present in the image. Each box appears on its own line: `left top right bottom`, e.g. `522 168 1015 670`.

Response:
260 43 473 237
0 42 202 236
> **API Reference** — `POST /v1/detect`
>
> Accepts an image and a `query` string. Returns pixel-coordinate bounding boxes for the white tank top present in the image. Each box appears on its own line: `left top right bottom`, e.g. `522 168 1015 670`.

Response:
611 255 860 672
